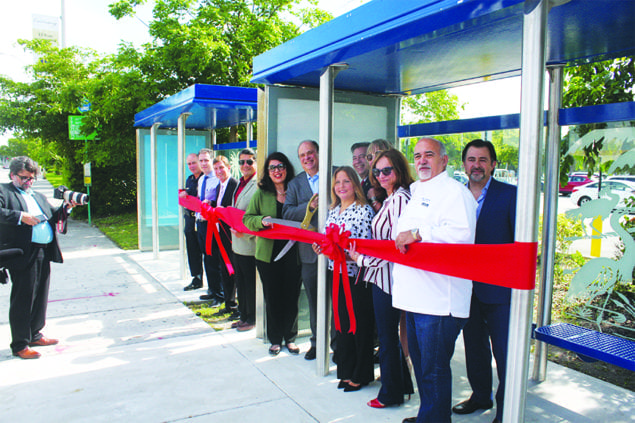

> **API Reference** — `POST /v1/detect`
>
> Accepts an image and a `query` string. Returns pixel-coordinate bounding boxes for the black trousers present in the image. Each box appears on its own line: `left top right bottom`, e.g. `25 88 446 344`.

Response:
234 253 256 324
184 215 202 278
331 269 375 385
256 251 301 345
9 246 50 353
216 224 237 310
196 221 223 301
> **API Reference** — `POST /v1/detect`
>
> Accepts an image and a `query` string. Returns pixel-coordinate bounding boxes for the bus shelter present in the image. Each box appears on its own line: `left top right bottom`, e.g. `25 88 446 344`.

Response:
133 84 257 271
250 0 635 421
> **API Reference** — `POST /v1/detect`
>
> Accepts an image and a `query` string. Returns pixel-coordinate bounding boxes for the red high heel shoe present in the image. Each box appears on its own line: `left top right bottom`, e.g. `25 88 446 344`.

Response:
367 398 386 409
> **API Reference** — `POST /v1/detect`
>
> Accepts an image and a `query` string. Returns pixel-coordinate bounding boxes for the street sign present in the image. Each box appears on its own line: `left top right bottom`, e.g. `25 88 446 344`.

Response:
78 99 91 113
68 115 96 140
84 162 92 187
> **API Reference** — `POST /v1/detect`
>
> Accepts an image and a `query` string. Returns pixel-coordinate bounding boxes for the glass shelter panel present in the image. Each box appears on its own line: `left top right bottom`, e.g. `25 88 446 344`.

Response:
137 128 209 251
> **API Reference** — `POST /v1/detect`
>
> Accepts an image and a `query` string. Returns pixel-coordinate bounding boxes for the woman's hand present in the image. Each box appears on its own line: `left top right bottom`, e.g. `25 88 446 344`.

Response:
230 228 244 238
347 241 360 262
312 242 322 255
262 216 273 227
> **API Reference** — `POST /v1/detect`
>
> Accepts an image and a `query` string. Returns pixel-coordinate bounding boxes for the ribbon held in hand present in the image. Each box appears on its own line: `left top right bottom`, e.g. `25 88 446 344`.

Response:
319 224 356 334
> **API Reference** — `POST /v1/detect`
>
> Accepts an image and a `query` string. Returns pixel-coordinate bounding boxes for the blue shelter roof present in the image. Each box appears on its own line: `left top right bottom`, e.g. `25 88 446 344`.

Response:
134 84 257 129
251 0 635 94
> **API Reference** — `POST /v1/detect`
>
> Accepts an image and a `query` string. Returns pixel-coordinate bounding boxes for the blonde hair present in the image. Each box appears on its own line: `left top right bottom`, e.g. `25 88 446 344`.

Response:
329 166 367 209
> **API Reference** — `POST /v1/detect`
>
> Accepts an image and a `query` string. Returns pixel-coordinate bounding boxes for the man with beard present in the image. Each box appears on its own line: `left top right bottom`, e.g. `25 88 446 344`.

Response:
394 138 476 423
452 139 516 423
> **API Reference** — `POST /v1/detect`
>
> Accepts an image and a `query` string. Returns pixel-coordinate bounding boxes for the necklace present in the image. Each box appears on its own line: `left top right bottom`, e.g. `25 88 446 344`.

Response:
276 189 286 195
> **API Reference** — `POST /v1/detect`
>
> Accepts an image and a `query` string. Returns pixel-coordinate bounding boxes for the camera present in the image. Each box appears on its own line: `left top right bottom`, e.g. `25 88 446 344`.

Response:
54 185 89 205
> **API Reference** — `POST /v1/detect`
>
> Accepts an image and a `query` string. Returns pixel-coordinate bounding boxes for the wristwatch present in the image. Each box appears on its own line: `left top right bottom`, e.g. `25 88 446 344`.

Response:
411 228 421 241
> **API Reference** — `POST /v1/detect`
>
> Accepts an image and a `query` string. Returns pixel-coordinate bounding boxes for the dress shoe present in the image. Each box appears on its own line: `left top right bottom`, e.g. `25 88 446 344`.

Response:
236 322 254 332
231 319 244 329
402 418 416 423
29 336 59 347
452 398 493 415
184 278 203 291
213 308 231 316
337 380 349 389
228 310 240 321
13 347 41 359
367 398 386 408
269 344 281 355
286 342 300 355
304 346 316 360
343 382 363 392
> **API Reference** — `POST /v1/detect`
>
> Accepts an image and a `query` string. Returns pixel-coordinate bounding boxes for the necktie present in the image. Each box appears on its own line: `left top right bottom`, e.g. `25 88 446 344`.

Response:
200 175 207 201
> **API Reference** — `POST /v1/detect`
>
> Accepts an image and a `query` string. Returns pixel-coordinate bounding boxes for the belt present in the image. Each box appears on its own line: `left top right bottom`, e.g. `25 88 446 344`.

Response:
32 242 49 249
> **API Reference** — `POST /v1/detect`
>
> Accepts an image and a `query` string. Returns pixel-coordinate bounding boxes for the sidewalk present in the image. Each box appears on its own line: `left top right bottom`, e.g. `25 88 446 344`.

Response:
1 171 633 422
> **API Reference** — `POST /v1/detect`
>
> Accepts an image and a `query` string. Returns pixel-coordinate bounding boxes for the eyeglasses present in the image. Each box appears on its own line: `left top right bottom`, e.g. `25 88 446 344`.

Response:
372 166 393 177
268 163 286 172
239 159 254 166
17 175 36 182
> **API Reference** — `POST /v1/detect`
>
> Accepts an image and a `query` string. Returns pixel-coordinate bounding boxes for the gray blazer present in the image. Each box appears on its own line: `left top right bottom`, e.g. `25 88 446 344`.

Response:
231 176 258 256
283 171 318 264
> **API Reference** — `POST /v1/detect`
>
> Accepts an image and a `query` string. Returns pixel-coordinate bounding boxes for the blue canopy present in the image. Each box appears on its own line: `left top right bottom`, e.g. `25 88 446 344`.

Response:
252 0 635 94
134 84 257 129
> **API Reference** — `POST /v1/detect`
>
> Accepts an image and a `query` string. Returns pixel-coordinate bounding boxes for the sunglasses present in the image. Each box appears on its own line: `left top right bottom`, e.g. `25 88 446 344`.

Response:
268 163 286 172
17 175 36 182
238 159 254 166
372 166 393 177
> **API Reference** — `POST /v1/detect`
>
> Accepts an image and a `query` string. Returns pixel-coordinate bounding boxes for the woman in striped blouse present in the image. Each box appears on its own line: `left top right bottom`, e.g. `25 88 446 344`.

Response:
350 148 415 408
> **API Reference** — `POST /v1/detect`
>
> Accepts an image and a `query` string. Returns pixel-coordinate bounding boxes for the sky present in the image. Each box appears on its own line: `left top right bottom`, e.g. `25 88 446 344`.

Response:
0 0 520 145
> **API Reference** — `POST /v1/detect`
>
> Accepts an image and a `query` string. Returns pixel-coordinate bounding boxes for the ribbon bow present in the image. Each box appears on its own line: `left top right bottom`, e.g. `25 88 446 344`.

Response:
199 202 235 276
320 223 356 334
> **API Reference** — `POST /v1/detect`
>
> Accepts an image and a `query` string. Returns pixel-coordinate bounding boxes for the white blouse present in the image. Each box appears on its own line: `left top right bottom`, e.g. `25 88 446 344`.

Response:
358 186 411 295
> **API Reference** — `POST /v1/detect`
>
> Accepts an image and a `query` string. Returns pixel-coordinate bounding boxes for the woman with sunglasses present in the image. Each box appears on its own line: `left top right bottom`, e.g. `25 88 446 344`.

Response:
243 152 302 356
365 139 392 212
349 149 415 408
313 166 375 392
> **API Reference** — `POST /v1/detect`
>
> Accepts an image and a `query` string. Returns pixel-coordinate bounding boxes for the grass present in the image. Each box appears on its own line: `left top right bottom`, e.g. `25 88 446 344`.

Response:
185 301 236 331
92 212 139 250
43 171 64 188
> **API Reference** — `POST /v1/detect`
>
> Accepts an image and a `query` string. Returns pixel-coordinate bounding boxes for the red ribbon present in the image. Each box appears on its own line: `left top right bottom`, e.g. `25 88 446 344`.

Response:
179 194 538 291
319 223 355 333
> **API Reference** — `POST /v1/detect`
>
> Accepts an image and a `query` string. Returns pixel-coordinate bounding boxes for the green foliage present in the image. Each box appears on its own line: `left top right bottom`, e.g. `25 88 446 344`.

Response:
92 211 139 250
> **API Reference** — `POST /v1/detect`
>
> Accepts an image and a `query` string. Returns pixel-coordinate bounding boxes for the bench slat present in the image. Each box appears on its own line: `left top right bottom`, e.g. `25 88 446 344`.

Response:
534 323 635 371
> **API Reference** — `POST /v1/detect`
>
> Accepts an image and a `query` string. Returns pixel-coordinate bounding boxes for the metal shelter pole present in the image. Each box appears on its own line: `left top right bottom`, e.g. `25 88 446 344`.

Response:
246 108 254 148
503 1 547 421
533 66 563 382
178 113 192 280
317 63 348 376
150 122 162 260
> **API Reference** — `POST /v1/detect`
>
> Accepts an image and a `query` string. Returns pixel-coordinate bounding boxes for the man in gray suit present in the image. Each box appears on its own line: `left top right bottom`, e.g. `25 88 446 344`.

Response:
283 140 320 360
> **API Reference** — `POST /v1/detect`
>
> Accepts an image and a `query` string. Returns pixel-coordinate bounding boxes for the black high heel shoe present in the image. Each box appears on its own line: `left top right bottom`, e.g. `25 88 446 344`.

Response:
343 382 363 392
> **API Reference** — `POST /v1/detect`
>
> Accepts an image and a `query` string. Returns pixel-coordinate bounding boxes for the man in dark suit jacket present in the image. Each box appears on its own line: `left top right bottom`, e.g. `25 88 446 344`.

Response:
204 155 239 315
283 140 320 360
452 140 516 423
0 156 74 359
183 153 204 291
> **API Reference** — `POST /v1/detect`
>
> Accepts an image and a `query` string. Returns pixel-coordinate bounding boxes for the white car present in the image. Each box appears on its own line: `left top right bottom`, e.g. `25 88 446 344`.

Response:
570 180 635 207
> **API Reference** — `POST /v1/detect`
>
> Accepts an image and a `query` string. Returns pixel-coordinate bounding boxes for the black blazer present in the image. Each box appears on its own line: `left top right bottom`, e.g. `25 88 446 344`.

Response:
473 178 517 304
0 182 64 269
214 178 238 247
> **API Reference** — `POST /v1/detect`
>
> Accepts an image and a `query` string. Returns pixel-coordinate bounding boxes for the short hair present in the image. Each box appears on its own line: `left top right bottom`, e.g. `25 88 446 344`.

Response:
239 148 256 159
368 149 415 194
350 142 370 153
198 148 214 157
369 139 392 151
461 139 497 163
213 155 230 167
9 156 39 178
258 152 296 194
418 137 446 157
297 140 319 154
330 166 367 209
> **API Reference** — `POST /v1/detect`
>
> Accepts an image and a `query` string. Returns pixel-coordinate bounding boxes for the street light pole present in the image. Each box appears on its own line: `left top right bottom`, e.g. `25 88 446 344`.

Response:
60 0 67 48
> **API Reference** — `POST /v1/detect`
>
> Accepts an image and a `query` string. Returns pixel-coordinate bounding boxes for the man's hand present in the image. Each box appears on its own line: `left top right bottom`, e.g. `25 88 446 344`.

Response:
309 194 318 210
21 213 41 226
395 230 418 254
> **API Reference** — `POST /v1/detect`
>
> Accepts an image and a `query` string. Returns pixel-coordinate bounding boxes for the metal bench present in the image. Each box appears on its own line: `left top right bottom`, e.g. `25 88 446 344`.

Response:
534 323 635 371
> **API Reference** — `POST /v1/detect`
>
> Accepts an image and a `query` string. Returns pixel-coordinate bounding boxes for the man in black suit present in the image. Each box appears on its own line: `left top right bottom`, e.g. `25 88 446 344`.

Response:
0 156 76 359
204 155 238 315
183 153 204 291
283 140 320 360
351 142 371 195
452 140 517 423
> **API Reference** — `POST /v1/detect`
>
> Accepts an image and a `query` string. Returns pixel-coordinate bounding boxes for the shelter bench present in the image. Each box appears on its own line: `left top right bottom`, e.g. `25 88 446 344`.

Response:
534 323 635 371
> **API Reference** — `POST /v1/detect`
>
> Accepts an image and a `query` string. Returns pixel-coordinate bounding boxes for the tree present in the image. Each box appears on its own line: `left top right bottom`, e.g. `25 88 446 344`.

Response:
560 56 635 184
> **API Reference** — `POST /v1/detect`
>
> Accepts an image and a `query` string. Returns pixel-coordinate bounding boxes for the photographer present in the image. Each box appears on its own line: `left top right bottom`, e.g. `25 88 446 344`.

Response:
0 156 80 359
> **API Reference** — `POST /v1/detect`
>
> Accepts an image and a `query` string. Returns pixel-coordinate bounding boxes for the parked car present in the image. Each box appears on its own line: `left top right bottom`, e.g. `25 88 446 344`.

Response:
570 180 635 207
559 172 595 196
606 175 635 183
453 171 468 185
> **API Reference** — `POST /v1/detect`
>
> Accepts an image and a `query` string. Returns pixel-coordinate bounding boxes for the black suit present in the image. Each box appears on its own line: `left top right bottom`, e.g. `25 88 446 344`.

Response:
462 178 516 422
214 177 238 310
0 182 65 353
184 173 203 279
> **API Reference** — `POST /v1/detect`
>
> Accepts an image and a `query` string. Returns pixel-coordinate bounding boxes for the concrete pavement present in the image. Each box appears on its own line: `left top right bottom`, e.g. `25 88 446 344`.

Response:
1 170 633 422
